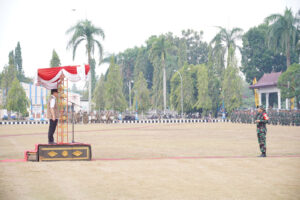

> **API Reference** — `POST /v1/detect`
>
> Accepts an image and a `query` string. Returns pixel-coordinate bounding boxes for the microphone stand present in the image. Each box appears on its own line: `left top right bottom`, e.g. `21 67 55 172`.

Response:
67 100 82 143
71 102 75 143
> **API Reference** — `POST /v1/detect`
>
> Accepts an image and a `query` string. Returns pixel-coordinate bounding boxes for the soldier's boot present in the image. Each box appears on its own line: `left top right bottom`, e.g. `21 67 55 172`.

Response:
258 152 266 157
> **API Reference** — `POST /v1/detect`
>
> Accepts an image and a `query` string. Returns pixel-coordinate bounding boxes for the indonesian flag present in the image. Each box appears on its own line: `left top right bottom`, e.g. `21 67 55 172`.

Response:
36 65 90 89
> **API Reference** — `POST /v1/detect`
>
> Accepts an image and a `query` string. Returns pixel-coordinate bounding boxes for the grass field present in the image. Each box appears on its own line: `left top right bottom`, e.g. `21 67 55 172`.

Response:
0 122 299 200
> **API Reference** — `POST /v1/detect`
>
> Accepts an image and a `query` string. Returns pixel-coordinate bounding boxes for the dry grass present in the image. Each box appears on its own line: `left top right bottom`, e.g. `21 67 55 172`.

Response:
0 123 299 200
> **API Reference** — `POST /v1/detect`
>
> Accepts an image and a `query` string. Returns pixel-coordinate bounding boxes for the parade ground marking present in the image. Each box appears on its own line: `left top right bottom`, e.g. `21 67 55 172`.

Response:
1 154 300 162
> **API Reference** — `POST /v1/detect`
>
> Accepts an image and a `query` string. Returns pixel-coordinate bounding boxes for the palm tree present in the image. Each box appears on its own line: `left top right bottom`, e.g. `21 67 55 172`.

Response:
265 8 299 68
148 35 172 113
297 40 300 64
208 34 226 78
66 19 105 112
210 26 243 67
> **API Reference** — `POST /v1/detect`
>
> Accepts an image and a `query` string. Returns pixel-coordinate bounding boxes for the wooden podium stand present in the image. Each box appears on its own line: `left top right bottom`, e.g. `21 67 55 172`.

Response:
25 74 92 162
25 143 92 162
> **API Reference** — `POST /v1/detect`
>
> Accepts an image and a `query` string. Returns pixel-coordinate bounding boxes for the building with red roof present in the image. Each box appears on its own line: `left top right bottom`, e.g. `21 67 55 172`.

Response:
249 72 288 110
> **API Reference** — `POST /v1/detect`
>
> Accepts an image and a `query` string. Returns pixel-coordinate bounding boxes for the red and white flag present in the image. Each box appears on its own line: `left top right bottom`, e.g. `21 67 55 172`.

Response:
36 65 90 89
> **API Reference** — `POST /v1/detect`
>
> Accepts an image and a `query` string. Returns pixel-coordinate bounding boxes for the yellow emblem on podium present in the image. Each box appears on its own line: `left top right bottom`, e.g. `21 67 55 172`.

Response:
62 151 68 157
48 151 58 157
73 151 83 157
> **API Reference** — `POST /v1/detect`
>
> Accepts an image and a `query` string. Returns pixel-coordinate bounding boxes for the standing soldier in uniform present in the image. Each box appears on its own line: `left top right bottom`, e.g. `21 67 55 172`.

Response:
255 105 269 157
47 89 59 144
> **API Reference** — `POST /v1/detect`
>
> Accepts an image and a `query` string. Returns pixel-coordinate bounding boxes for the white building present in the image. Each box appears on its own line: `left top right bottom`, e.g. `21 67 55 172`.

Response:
80 99 89 112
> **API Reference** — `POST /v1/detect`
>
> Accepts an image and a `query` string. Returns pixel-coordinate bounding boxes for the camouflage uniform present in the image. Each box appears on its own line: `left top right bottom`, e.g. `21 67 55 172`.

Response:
296 111 300 126
255 111 269 156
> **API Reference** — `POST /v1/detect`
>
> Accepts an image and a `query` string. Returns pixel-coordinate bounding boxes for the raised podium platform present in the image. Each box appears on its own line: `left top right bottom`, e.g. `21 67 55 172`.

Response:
25 143 92 162
28 65 93 162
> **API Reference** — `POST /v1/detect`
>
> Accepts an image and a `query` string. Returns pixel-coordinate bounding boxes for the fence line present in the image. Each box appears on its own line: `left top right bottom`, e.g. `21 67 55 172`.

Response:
0 119 231 125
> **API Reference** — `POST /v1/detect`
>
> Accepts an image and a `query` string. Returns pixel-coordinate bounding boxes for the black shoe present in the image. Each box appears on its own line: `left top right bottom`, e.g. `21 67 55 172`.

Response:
258 153 266 157
48 142 57 145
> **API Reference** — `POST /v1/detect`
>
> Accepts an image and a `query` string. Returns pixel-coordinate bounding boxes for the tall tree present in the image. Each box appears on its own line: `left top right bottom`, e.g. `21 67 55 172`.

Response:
90 58 97 94
207 53 222 117
177 39 188 68
265 8 300 68
1 52 18 106
66 19 105 112
181 29 209 65
104 58 126 111
8 51 15 66
170 64 196 113
1 65 17 106
297 37 300 62
194 64 212 116
241 80 255 108
132 72 151 113
133 47 154 89
211 26 243 67
6 44 31 83
208 36 226 78
50 49 61 67
116 47 139 103
277 63 300 108
207 36 227 117
222 47 242 115
6 77 29 116
241 24 287 84
93 74 106 111
149 35 173 112
15 42 24 80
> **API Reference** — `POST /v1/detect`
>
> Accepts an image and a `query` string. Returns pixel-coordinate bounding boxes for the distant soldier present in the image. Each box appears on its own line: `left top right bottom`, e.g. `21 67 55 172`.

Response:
255 105 269 157
296 111 300 126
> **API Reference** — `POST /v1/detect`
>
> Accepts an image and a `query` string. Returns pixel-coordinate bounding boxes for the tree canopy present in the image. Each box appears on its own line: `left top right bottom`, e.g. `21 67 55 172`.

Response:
93 74 106 111
6 77 29 115
133 72 151 113
104 57 127 111
50 49 61 67
265 8 300 68
277 63 300 107
241 24 288 84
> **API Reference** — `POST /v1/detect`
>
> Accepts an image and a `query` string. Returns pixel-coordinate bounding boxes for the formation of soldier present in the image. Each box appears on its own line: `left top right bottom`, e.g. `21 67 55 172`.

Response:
231 109 300 126
73 110 117 124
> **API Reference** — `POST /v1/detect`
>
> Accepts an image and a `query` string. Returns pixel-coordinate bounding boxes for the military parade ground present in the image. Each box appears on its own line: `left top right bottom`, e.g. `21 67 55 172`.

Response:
0 122 299 200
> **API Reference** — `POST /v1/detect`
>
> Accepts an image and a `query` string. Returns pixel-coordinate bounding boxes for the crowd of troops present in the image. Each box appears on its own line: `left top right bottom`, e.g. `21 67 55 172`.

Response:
72 111 117 124
231 109 300 126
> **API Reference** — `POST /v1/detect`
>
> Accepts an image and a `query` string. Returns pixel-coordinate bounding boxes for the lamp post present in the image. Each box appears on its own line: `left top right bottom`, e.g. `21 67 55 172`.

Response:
128 80 134 113
133 90 139 120
174 70 183 118
219 87 225 120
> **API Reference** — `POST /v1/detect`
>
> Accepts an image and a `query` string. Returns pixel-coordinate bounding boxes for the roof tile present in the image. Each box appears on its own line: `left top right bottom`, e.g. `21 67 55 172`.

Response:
249 72 282 89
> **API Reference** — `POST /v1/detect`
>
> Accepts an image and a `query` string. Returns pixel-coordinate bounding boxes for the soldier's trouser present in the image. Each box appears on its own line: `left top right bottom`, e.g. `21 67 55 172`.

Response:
257 128 266 153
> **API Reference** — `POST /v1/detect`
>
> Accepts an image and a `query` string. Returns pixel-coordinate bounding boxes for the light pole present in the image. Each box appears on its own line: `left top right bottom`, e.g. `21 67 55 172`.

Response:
128 80 134 113
219 88 225 120
133 90 139 120
174 70 183 118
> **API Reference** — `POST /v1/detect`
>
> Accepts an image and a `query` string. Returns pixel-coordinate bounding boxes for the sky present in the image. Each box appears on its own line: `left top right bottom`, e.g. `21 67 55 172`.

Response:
0 0 299 89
